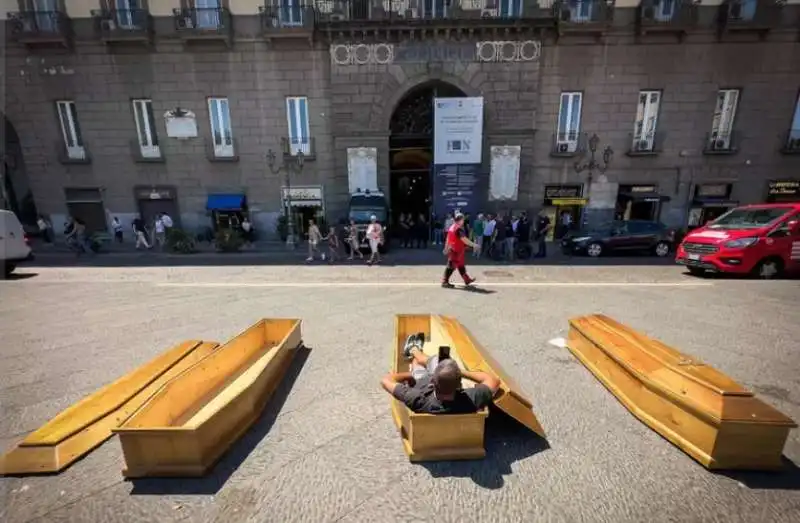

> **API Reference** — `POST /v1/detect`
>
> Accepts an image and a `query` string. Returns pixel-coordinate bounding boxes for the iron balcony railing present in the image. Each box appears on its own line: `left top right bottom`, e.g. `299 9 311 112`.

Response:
315 0 555 24
718 0 783 31
281 136 317 159
781 130 800 154
173 7 233 34
91 9 154 40
637 0 698 29
551 131 588 157
553 0 614 24
260 4 316 31
703 131 740 154
8 10 72 41
628 130 666 155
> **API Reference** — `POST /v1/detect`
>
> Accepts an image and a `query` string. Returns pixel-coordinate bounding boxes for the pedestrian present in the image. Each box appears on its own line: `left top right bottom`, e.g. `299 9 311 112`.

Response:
432 214 444 246
534 210 552 258
132 216 151 250
415 213 428 248
37 215 53 244
241 217 254 248
161 212 174 229
444 212 454 233
517 212 531 259
442 213 477 288
494 213 507 260
73 218 92 256
306 218 322 262
153 215 166 250
366 215 383 265
505 215 516 261
399 212 411 248
325 225 340 263
472 214 485 258
111 217 124 243
482 214 496 258
346 219 364 260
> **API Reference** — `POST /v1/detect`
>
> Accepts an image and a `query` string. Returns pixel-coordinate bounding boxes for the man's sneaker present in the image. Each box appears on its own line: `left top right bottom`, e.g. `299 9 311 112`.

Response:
414 332 426 347
403 334 420 360
464 277 477 286
441 281 455 289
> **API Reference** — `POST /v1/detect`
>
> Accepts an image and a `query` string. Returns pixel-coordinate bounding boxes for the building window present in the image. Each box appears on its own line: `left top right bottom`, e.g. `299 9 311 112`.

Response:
286 96 310 156
569 0 594 22
708 89 739 151
556 92 582 153
56 100 86 160
195 0 221 29
632 90 661 153
787 92 800 149
208 97 234 158
132 99 160 158
113 0 141 29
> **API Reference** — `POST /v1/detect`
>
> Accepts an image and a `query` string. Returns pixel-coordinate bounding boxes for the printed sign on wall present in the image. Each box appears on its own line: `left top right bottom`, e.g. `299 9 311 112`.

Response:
433 97 484 165
432 164 486 219
489 146 520 201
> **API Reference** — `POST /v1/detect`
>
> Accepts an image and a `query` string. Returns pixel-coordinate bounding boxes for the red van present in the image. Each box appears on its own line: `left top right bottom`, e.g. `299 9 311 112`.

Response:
676 203 800 279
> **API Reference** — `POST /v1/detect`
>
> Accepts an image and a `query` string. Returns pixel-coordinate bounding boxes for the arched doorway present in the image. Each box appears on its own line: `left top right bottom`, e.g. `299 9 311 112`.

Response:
388 81 465 234
1 115 38 228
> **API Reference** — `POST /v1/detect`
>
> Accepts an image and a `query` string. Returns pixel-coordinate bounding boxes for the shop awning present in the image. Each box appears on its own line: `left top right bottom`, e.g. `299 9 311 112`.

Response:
206 194 245 211
692 198 738 208
619 192 671 203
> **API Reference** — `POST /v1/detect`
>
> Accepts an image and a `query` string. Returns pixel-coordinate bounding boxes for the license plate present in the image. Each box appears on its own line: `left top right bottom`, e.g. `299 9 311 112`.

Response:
688 254 700 261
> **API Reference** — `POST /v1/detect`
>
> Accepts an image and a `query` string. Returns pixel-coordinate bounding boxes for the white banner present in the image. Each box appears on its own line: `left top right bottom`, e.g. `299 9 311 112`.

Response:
433 97 484 165
489 146 520 200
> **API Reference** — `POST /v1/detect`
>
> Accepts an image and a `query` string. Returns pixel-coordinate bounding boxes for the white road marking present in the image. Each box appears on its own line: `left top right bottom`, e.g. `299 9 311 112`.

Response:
152 281 714 289
548 337 568 348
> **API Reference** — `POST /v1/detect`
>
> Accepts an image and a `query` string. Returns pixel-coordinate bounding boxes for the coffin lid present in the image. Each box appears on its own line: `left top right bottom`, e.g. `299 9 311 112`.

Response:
438 316 546 438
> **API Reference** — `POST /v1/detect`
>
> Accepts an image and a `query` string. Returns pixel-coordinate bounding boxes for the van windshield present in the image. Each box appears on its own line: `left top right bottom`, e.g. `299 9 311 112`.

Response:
707 208 791 230
349 207 386 223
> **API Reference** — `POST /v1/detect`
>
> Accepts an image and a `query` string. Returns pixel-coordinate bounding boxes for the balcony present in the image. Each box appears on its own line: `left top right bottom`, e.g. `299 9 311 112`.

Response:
550 132 588 158
780 130 800 155
636 0 698 40
173 7 233 45
281 137 317 161
315 0 556 37
205 137 240 163
8 10 73 48
626 130 666 157
703 131 740 156
91 9 154 45
55 140 91 165
129 139 165 163
717 0 783 39
554 0 614 38
260 4 316 43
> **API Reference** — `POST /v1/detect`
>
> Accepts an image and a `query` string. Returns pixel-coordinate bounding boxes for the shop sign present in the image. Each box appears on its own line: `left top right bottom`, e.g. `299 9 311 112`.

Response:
545 185 582 199
768 180 799 197
696 184 730 198
551 198 588 206
630 185 657 193
282 186 323 203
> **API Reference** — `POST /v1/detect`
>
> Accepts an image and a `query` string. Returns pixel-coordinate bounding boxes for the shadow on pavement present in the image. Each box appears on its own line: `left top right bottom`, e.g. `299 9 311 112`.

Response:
418 407 550 490
2 272 38 280
128 345 312 496
718 457 800 491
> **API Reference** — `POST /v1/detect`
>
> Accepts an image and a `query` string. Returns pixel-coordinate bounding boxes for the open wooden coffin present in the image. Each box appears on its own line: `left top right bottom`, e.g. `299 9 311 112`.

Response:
0 340 219 475
567 314 797 470
391 315 545 462
113 319 302 478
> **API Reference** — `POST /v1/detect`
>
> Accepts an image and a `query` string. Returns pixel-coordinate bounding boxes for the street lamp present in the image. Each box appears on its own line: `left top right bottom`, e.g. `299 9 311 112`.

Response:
574 134 613 228
267 149 305 249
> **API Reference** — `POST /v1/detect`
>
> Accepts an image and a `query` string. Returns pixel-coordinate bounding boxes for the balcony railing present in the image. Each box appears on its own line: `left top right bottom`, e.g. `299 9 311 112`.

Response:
8 10 73 45
637 0 698 35
554 0 614 25
261 4 316 37
627 130 666 156
718 0 783 35
703 131 740 155
550 132 588 157
173 7 233 42
55 140 91 165
129 139 164 163
781 130 800 155
315 0 555 25
205 137 240 162
91 9 153 43
282 137 317 160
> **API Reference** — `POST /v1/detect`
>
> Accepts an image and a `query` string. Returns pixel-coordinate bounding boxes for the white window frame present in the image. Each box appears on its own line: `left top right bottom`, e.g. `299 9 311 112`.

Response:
208 97 234 158
286 96 311 156
56 100 86 160
710 89 740 150
556 92 582 153
632 90 661 152
789 92 800 145
132 99 160 158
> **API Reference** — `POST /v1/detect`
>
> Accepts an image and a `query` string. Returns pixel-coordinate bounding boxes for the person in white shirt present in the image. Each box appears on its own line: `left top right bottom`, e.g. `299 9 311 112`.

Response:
241 217 254 248
37 215 52 244
160 212 174 229
482 215 496 258
366 215 383 265
306 218 322 262
154 216 166 250
111 217 123 243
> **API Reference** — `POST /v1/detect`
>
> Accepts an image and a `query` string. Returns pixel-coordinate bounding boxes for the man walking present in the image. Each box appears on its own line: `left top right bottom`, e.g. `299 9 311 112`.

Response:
534 210 552 258
442 213 477 288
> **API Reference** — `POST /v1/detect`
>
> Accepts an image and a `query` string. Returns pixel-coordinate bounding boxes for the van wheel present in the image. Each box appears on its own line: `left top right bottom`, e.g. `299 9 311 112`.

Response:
752 258 784 280
3 263 16 277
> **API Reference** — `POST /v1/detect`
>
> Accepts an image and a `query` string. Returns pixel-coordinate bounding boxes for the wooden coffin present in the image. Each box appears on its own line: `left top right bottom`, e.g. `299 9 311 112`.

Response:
0 341 218 475
113 319 302 478
567 314 797 470
391 315 545 462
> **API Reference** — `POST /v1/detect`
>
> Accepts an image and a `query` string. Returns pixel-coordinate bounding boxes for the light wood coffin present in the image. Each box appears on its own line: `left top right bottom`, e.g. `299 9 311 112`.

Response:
391 315 545 462
113 319 302 478
0 340 218 475
567 314 797 470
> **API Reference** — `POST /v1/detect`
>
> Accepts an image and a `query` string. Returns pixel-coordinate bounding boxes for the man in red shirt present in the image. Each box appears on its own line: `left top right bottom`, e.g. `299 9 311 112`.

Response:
442 213 477 288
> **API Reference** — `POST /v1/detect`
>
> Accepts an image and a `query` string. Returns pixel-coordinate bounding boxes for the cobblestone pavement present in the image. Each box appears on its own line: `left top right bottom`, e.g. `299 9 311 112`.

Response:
1 264 799 523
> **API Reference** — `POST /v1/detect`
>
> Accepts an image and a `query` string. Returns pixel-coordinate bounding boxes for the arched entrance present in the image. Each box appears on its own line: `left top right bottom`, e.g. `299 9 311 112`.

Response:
388 81 466 231
1 115 38 227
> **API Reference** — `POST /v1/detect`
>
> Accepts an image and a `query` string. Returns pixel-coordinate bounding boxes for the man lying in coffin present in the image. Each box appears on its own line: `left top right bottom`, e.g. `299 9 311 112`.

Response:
380 333 501 414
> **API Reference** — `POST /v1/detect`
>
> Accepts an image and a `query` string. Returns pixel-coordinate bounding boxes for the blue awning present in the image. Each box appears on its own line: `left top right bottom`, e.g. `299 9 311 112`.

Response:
206 194 245 211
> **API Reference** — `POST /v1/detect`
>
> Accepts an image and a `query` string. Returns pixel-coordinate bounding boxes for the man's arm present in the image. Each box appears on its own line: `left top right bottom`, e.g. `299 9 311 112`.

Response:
460 235 476 248
461 370 501 395
380 372 414 396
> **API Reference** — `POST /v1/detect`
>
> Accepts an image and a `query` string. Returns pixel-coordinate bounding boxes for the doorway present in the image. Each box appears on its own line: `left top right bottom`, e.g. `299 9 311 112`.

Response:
388 81 466 237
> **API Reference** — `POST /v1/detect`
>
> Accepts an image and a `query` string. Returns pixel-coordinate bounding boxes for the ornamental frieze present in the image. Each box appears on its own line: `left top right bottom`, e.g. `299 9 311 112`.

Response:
330 40 542 67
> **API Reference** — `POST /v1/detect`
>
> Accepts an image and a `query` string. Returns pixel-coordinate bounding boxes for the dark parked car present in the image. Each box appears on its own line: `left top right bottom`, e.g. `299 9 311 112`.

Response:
561 220 675 257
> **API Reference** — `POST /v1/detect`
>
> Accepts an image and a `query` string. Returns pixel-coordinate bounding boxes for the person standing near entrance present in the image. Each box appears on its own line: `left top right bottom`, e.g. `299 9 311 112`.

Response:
442 213 477 288
132 216 150 250
346 219 364 261
534 210 552 258
153 215 166 250
37 215 53 244
472 214 485 258
111 217 124 243
306 218 322 262
482 214 496 258
366 215 383 265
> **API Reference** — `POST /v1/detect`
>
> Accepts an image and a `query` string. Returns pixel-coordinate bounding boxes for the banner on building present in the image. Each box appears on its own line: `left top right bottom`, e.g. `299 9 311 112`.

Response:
432 164 486 219
433 97 484 165
489 145 520 200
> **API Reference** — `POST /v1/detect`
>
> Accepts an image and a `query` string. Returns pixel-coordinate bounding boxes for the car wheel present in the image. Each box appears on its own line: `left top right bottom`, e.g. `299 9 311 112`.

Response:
753 258 784 280
587 242 603 258
654 241 671 257
3 263 16 277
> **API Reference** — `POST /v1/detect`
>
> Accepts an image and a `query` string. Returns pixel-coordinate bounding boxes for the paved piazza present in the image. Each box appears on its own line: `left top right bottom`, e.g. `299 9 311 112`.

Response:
1 262 799 523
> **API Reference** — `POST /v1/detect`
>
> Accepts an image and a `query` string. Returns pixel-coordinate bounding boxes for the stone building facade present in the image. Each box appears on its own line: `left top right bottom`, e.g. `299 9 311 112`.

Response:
2 0 799 238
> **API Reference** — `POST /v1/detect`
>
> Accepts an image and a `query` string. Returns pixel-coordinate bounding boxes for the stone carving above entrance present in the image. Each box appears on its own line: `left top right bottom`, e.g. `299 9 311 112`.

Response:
476 41 542 63
331 44 394 66
330 40 541 67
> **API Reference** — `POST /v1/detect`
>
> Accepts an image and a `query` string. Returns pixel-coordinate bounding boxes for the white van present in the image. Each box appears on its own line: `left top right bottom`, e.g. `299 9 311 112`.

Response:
0 210 33 276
